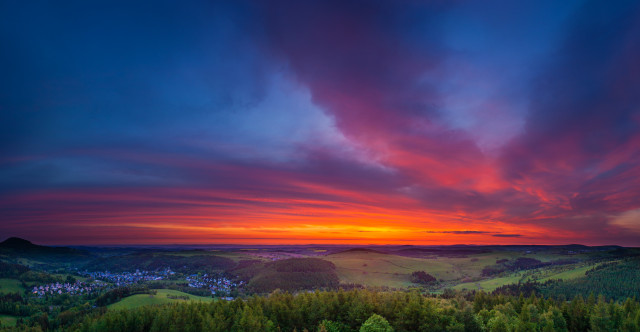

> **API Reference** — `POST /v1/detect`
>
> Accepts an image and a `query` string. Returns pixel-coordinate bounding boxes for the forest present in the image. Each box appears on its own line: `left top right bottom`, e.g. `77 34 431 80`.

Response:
6 289 640 331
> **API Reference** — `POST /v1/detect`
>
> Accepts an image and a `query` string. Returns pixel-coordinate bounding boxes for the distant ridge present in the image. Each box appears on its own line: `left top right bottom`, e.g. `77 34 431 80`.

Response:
0 236 90 258
331 248 386 255
0 237 37 249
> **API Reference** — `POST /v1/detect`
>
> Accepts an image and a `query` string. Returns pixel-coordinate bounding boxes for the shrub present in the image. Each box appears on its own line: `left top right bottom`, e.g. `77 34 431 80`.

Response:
360 314 393 332
410 271 436 284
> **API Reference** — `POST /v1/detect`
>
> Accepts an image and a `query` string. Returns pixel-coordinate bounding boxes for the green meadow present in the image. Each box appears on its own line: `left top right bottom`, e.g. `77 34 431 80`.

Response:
453 273 524 291
107 289 214 310
325 250 460 288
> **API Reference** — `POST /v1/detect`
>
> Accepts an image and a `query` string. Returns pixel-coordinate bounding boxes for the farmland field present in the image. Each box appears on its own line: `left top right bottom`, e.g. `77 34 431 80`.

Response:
325 250 461 287
323 249 583 289
107 289 214 310
453 273 524 291
536 263 597 282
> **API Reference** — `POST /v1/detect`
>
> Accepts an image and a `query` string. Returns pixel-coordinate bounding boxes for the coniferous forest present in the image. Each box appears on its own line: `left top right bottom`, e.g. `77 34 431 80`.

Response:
6 289 640 331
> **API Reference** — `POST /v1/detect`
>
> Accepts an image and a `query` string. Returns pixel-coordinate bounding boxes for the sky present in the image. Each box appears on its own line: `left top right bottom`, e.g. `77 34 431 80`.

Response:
1 0 639 246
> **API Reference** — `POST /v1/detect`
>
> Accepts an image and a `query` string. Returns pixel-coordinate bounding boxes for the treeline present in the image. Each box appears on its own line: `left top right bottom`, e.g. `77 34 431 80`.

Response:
0 289 99 329
0 261 30 278
0 261 63 285
0 293 34 317
84 253 235 273
42 289 640 332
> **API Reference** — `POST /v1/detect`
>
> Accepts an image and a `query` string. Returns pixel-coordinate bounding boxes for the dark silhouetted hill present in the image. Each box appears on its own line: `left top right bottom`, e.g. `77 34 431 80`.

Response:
0 237 38 249
0 237 91 266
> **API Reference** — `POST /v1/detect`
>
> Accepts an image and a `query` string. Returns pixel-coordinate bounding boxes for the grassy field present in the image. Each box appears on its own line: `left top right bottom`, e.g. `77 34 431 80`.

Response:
334 266 413 288
107 289 214 310
324 250 463 288
453 273 524 291
452 262 597 291
208 251 256 262
322 248 596 291
0 315 17 328
0 278 24 294
536 264 595 282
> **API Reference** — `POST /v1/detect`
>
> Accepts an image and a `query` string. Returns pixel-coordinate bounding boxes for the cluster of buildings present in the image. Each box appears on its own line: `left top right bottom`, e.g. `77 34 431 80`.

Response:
30 269 244 300
79 268 174 286
186 274 243 296
31 281 107 297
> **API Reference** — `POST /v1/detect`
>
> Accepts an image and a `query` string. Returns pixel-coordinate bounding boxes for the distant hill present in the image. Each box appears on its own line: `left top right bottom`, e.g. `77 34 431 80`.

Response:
394 247 491 258
0 237 81 254
247 258 339 293
331 248 386 255
0 237 37 249
0 237 91 266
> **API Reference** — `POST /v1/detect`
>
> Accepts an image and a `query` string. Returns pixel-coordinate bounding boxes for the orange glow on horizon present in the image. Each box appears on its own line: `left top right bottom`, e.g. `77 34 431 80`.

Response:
3 185 578 246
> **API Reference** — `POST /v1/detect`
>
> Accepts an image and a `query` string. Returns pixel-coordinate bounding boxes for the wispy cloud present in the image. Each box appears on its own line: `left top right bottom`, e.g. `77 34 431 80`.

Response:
610 209 640 234
425 231 490 235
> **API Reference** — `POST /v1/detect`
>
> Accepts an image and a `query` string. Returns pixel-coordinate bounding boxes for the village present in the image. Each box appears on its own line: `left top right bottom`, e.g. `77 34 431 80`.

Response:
32 280 108 297
185 274 243 296
28 268 245 300
79 268 175 286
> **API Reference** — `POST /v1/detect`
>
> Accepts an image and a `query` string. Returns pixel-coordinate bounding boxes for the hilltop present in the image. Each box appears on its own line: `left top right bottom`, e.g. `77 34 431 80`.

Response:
0 237 91 267
0 237 37 249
